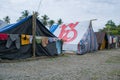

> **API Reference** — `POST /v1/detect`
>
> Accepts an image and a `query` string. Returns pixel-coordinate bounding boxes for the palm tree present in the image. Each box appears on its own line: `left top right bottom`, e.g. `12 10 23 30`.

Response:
57 18 63 25
41 14 49 26
3 16 10 24
48 20 55 29
35 11 39 17
21 10 30 18
17 10 30 21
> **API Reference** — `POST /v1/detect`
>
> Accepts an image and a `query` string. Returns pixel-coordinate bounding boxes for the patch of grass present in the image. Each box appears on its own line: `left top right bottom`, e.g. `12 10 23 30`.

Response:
105 55 120 63
91 75 99 80
90 73 100 80
108 69 120 76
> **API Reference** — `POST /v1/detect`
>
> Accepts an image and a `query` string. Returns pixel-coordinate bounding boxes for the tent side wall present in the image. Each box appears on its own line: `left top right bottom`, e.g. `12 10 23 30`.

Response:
0 40 32 59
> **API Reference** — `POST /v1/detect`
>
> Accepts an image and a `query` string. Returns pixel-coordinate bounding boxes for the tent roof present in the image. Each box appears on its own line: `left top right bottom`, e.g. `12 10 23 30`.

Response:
50 24 58 33
0 15 55 37
0 16 31 32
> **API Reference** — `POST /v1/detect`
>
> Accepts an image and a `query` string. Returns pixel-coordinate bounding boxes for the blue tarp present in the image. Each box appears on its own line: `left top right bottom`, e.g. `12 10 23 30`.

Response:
50 24 58 33
0 16 31 32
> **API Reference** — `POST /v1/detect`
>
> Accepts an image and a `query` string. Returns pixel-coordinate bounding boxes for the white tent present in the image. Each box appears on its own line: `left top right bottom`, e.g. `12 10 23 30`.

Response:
51 21 98 54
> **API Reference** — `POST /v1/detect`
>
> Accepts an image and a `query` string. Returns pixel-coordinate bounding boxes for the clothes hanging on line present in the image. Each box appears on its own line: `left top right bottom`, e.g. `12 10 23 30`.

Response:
0 33 8 40
21 34 30 45
6 34 20 49
35 36 42 44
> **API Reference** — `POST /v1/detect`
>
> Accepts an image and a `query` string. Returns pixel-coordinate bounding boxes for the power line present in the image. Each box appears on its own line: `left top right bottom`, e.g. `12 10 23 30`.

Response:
37 0 42 12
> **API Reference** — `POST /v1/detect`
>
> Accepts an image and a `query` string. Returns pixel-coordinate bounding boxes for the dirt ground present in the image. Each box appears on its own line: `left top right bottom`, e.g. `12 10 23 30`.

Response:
0 49 120 80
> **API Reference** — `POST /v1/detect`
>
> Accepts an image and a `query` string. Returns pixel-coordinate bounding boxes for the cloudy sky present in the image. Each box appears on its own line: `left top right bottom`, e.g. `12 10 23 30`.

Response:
0 0 120 31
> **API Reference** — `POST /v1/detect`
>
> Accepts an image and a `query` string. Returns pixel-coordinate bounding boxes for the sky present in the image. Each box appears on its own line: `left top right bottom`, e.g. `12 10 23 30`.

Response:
0 0 120 31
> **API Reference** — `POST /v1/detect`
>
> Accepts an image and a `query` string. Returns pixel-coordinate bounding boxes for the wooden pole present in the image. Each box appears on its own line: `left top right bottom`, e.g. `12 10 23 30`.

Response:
32 12 37 57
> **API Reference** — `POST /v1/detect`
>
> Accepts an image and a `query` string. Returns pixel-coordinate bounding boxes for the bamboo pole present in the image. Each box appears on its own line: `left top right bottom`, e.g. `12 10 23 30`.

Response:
32 12 37 57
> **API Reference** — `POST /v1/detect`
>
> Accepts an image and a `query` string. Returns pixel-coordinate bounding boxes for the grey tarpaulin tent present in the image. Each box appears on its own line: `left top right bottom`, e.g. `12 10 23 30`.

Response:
0 15 58 60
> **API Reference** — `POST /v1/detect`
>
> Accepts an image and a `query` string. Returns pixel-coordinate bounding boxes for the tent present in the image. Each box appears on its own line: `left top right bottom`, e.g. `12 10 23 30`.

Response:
95 32 108 50
0 15 58 60
0 20 7 29
51 21 98 54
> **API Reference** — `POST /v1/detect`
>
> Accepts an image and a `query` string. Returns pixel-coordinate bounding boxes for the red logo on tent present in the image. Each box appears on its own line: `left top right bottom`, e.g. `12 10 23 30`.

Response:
58 22 78 42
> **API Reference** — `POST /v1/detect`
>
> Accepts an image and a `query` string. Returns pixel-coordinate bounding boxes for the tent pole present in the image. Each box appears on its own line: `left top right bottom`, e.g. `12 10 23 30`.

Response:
32 12 37 57
90 19 97 21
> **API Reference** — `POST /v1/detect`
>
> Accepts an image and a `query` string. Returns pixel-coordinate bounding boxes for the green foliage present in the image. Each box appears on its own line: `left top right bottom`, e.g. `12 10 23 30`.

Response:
57 18 63 25
3 16 10 24
48 20 55 28
105 20 116 27
99 20 120 35
2 10 63 28
17 10 30 21
40 14 63 28
40 14 49 26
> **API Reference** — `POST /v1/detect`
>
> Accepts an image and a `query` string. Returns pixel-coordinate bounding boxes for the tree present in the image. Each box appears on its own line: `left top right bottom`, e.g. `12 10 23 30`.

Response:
41 14 49 26
35 12 39 18
16 10 63 29
48 20 55 29
21 10 30 18
106 20 117 35
17 10 30 21
3 16 10 24
57 18 63 25
99 20 118 35
117 24 120 35
105 20 116 28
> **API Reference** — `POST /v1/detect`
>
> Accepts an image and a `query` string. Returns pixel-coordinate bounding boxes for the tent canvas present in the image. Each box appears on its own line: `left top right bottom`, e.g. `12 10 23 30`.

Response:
51 21 98 54
95 32 108 50
0 15 58 59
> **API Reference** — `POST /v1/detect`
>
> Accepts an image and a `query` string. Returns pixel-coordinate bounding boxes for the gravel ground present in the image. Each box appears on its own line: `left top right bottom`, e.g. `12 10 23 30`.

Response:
0 49 120 80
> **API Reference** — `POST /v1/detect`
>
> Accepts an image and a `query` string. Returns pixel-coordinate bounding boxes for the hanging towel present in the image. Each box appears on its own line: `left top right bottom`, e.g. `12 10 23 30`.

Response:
30 35 33 44
113 37 116 43
0 33 8 40
109 36 112 44
56 39 62 54
41 37 48 47
48 37 58 42
21 34 30 45
35 36 42 44
6 34 20 49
